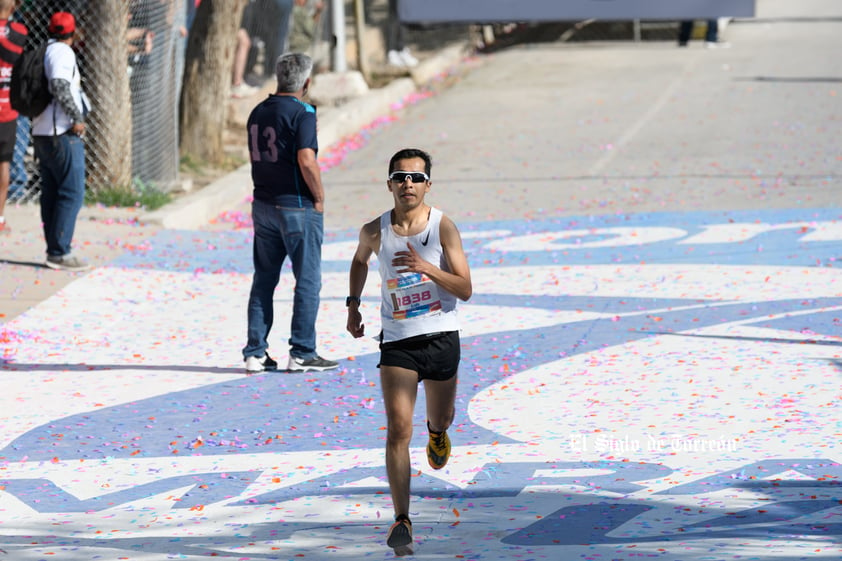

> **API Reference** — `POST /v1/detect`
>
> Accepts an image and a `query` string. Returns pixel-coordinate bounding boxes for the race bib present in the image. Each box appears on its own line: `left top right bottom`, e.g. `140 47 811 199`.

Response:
387 273 442 320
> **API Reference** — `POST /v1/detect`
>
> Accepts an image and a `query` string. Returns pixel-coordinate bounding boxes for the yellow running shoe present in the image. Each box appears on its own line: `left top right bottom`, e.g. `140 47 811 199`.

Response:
426 421 451 470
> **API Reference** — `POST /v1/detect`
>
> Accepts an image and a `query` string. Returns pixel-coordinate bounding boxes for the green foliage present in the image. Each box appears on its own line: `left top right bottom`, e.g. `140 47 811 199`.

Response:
221 153 247 171
179 154 204 175
85 178 173 210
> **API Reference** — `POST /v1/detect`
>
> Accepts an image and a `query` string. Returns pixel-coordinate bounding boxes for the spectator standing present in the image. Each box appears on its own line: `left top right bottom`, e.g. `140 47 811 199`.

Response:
386 0 417 68
128 0 174 185
288 0 322 56
261 0 293 78
242 52 338 374
0 0 27 234
231 0 258 98
31 11 90 271
346 148 473 555
6 0 28 205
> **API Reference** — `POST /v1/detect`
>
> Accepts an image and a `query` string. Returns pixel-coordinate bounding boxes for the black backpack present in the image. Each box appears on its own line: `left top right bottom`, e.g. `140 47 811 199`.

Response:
10 42 52 119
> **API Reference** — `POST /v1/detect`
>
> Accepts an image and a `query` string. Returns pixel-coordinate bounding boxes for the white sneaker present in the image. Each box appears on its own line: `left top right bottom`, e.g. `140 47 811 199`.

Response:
231 82 258 98
704 40 731 49
399 48 418 68
387 50 406 67
244 353 278 373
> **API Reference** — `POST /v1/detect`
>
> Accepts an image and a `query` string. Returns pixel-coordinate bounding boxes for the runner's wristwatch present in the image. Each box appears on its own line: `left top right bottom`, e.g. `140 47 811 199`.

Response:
346 296 361 307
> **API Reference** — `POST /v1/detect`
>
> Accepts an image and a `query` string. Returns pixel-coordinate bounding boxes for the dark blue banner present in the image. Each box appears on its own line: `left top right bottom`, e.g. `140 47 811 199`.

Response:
399 0 756 23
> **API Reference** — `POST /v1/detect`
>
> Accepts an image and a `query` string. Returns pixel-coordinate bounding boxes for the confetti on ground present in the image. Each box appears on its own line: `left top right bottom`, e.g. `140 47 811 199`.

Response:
2 209 842 559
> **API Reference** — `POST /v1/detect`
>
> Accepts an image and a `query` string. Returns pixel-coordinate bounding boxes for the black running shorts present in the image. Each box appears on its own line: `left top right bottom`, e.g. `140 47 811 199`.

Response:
379 331 460 382
0 120 15 162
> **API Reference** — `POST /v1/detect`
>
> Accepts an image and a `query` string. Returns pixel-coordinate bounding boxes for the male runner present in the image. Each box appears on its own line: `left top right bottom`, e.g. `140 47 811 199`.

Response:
346 147 472 555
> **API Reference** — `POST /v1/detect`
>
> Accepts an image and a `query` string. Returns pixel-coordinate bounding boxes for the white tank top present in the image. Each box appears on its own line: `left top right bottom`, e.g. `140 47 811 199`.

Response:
378 207 460 342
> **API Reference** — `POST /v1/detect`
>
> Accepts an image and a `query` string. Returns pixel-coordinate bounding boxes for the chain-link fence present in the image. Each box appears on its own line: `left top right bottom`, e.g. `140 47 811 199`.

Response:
9 0 187 204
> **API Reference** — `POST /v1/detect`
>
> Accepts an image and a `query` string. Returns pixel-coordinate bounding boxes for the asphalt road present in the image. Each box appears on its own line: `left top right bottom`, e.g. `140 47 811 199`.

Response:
321 0 841 231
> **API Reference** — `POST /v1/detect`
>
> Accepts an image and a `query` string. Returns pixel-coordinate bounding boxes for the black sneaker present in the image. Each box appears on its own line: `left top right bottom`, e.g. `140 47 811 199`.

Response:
286 355 339 372
45 254 90 272
244 353 278 373
386 515 413 555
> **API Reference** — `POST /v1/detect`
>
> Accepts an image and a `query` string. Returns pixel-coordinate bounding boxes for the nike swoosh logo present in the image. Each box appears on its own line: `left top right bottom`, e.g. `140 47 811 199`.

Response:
421 231 431 246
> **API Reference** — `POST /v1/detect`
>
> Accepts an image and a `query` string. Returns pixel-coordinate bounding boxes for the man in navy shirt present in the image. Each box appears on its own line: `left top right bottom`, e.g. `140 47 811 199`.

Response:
242 52 338 374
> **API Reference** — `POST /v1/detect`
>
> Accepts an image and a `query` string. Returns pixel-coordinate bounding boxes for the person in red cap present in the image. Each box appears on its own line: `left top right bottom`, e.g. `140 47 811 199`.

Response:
0 0 27 235
31 10 92 271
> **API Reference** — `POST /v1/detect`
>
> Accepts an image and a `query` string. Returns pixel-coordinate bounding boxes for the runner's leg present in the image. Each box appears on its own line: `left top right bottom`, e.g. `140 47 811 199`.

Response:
381 365 419 517
424 374 457 433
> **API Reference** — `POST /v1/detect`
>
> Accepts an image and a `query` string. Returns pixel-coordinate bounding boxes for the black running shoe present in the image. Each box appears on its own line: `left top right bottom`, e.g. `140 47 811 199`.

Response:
386 515 413 555
286 355 339 372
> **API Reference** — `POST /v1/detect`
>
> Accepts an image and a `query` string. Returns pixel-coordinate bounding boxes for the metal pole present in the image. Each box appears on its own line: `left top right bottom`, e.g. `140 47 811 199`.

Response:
633 19 641 42
332 0 347 72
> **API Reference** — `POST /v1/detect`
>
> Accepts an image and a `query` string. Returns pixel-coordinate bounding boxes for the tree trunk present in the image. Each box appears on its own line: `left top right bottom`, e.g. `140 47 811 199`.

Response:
180 0 247 165
85 0 132 192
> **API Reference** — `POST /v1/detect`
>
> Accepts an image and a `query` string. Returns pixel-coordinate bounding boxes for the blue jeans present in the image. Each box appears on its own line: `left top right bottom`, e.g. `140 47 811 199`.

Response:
34 133 86 257
244 198 324 360
387 0 406 51
9 117 30 198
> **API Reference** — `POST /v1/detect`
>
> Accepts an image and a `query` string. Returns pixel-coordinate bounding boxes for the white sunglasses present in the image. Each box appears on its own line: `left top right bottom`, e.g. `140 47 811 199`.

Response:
388 171 429 183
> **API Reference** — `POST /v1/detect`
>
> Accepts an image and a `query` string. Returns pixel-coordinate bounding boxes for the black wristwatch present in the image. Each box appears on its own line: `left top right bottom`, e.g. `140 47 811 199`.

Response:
346 296 361 307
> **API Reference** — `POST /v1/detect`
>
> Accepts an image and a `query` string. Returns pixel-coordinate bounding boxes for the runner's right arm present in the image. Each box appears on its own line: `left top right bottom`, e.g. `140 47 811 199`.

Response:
347 219 379 338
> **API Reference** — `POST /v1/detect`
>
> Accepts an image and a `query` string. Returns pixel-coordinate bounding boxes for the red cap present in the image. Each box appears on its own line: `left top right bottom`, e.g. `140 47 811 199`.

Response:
48 12 75 35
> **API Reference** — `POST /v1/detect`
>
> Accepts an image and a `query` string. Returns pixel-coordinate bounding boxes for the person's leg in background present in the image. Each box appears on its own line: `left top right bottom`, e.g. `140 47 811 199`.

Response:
386 0 417 67
244 199 288 364
285 206 323 361
704 19 719 44
232 27 256 97
677 20 693 46
34 134 88 270
0 160 10 235
703 19 729 48
233 1 259 96
0 120 15 234
263 0 293 77
8 116 29 200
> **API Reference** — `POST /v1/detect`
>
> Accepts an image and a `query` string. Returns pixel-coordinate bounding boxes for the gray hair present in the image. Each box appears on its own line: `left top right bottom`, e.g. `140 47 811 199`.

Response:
275 53 313 93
